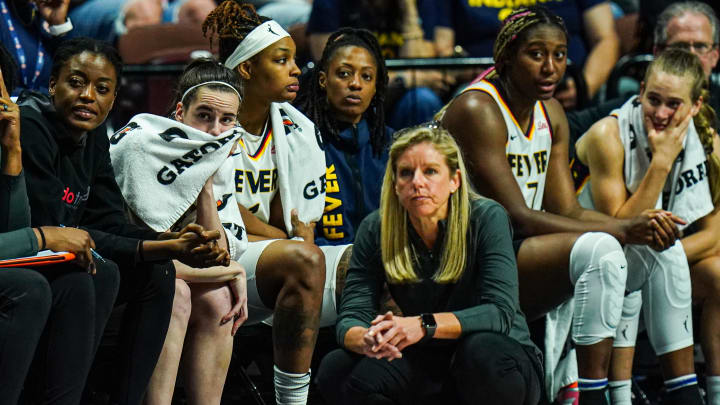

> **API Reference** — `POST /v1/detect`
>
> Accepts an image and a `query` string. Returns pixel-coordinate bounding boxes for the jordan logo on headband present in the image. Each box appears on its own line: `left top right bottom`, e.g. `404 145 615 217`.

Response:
268 25 279 36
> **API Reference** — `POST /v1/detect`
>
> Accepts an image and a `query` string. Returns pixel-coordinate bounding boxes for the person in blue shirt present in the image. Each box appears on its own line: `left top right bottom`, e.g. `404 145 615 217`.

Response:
295 27 392 247
0 0 74 95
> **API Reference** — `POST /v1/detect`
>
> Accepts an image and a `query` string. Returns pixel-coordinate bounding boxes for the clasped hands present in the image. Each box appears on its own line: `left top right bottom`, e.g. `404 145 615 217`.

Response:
360 311 425 362
159 223 230 268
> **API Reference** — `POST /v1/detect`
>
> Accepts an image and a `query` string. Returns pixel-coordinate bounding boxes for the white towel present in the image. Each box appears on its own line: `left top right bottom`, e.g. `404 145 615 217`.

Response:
108 113 248 260
268 102 327 235
544 299 579 402
616 96 713 228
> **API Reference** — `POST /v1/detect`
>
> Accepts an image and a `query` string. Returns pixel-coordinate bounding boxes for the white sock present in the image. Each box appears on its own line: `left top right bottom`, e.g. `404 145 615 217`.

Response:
664 373 698 392
274 365 311 405
707 376 720 405
608 379 632 405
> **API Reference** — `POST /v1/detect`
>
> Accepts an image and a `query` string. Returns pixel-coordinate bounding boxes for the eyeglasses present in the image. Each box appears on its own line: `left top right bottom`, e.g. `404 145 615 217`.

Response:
663 41 718 55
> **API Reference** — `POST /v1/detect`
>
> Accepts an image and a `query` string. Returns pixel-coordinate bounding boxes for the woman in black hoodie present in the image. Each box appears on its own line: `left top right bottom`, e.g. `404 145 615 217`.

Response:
17 37 227 405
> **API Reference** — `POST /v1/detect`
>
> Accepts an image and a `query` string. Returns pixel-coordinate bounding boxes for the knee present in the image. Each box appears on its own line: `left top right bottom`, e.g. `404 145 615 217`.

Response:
189 285 233 325
1 270 52 318
172 279 192 324
571 232 627 288
94 260 121 305
316 349 352 400
284 243 326 295
454 333 512 377
699 257 720 298
453 333 529 400
147 260 177 301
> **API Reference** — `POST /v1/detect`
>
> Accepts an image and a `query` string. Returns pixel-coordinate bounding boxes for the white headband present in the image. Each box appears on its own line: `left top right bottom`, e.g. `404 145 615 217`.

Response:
180 81 241 104
224 20 290 69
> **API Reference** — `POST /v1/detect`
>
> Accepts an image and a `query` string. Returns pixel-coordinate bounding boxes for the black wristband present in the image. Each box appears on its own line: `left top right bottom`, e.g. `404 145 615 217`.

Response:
36 227 46 251
420 313 436 343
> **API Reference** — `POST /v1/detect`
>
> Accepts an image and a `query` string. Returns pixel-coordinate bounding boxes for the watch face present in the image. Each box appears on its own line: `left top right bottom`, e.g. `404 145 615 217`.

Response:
421 313 436 327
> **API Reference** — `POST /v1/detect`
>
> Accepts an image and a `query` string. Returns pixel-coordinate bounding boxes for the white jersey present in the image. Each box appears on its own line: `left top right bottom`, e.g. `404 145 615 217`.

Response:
233 124 279 224
577 96 713 228
463 79 553 210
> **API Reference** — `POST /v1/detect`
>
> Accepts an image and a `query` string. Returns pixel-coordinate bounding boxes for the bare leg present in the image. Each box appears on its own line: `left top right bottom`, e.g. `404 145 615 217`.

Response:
691 256 720 376
255 240 325 373
609 347 635 381
658 346 695 378
181 282 234 405
144 280 192 405
517 233 616 378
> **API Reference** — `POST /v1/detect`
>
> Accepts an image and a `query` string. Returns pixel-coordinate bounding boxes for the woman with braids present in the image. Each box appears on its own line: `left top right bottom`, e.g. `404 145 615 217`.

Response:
574 48 719 405
316 125 543 405
439 7 688 405
108 59 248 405
203 2 352 404
295 27 392 246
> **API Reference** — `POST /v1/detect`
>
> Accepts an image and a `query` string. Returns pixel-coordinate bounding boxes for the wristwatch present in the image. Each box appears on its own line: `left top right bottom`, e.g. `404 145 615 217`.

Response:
420 313 436 342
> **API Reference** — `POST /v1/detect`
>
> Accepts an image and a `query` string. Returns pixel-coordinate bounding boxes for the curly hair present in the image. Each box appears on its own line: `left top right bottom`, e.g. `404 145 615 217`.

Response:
202 1 270 64
294 28 388 157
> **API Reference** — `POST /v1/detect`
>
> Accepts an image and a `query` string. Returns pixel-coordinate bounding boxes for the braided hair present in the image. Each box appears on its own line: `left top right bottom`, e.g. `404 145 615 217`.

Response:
202 1 270 64
435 6 567 121
491 6 567 79
295 28 388 157
644 48 720 205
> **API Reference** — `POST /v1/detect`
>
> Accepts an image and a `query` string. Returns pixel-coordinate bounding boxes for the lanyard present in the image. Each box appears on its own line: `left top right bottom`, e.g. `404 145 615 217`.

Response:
0 0 45 90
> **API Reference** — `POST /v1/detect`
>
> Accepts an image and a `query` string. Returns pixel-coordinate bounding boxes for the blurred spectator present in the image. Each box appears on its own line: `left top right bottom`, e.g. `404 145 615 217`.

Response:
307 0 455 129
257 0 312 30
0 0 72 95
653 2 719 120
438 0 620 109
638 0 720 53
66 0 218 44
120 0 217 34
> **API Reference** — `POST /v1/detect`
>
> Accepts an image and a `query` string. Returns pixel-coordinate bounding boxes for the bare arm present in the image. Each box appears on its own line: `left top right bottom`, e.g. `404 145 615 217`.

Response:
196 175 228 251
434 27 455 57
237 194 288 240
173 259 244 283
581 2 620 98
578 116 687 219
442 92 623 239
683 134 720 263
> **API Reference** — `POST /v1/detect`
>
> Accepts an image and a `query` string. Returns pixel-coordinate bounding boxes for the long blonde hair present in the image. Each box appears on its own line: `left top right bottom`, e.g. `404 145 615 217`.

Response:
380 125 476 284
644 48 720 205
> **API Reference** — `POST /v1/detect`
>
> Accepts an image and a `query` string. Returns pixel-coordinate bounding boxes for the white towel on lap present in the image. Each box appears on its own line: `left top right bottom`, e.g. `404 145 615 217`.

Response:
108 113 248 260
269 102 327 235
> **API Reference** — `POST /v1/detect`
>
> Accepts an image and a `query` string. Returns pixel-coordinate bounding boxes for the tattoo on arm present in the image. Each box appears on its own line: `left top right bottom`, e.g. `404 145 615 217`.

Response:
334 246 353 305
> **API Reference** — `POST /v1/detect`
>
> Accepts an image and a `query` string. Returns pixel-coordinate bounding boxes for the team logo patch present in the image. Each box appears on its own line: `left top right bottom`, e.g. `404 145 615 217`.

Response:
159 127 189 142
109 122 141 144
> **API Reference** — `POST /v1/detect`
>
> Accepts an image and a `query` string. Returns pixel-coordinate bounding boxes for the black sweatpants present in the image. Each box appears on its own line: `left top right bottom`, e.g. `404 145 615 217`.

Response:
0 268 51 405
316 332 543 405
109 260 175 405
1 260 120 405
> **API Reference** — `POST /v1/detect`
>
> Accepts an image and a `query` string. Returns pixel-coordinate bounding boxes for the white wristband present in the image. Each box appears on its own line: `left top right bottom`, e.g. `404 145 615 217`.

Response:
48 18 73 36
